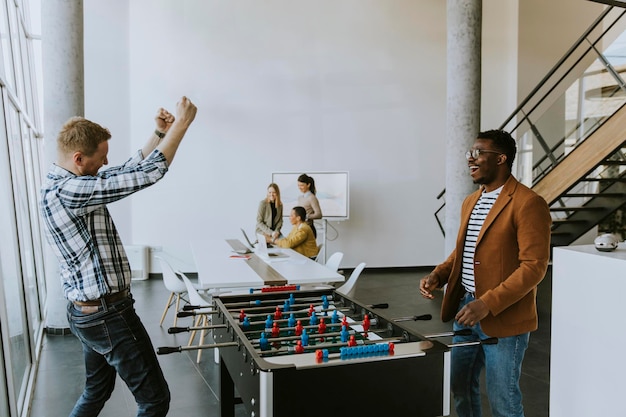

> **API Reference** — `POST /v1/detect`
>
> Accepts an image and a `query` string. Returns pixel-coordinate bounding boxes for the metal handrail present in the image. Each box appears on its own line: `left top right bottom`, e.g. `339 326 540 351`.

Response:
436 6 626 235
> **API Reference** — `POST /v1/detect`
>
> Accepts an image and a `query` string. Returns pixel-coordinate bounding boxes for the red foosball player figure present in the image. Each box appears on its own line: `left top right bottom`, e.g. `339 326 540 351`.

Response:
239 310 246 322
295 340 305 354
271 322 280 338
348 335 357 347
317 318 327 342
274 307 282 320
308 304 315 317
295 320 304 336
362 314 370 332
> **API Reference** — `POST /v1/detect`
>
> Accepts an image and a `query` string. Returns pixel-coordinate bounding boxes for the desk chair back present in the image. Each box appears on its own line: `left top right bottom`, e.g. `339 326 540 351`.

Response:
324 252 343 272
180 274 213 363
335 262 366 295
157 257 188 327
315 243 324 262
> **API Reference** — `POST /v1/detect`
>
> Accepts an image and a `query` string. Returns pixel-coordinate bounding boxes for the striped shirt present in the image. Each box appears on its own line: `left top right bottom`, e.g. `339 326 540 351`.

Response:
40 149 168 302
461 186 502 294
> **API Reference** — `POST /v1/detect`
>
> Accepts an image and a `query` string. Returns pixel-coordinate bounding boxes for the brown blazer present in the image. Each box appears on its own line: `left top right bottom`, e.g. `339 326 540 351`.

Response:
431 175 551 337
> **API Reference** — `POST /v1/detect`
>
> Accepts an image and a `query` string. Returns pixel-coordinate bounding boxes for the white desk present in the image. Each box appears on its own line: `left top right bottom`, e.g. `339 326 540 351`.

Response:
190 239 343 290
550 244 626 417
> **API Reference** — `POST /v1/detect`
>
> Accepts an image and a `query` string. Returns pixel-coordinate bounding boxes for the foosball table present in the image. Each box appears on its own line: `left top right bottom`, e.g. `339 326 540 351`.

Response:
164 286 454 417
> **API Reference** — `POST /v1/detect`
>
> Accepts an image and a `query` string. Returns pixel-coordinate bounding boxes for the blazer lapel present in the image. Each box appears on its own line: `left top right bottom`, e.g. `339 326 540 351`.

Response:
475 176 517 247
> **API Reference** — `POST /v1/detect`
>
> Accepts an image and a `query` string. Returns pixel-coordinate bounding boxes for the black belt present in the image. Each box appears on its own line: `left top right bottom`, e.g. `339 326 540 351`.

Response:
73 289 130 307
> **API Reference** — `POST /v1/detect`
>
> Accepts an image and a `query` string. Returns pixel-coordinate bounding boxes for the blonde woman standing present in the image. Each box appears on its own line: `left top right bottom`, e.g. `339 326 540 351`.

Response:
256 183 283 240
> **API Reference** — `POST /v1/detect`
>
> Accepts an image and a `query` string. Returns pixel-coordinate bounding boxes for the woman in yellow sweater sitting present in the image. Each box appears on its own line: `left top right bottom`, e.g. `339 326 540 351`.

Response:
267 206 319 259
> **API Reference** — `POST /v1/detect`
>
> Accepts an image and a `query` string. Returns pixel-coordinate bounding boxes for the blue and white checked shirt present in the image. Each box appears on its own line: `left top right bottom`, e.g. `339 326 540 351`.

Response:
40 149 169 302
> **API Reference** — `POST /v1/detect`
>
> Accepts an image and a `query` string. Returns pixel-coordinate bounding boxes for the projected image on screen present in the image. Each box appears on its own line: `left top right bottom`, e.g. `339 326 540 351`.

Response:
271 172 349 220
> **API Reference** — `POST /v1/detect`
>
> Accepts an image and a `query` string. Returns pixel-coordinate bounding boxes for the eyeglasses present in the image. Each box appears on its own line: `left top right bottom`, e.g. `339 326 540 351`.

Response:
466 149 502 160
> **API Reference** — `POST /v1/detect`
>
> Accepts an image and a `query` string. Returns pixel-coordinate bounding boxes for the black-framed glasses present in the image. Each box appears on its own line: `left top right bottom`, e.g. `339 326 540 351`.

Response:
466 149 502 160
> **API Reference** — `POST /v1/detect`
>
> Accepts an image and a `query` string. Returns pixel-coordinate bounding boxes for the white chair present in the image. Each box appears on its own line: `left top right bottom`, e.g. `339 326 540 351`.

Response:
157 257 190 327
180 274 213 363
315 243 324 262
335 262 366 295
324 252 343 273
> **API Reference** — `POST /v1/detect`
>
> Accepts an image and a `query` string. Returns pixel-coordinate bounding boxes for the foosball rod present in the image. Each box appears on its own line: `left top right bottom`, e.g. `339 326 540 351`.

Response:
238 304 388 319
449 337 498 348
392 314 432 322
423 329 472 338
257 336 405 356
157 341 239 355
181 304 219 311
221 295 339 309
176 310 219 318
229 301 388 314
240 318 377 334
168 324 227 334
420 329 497 347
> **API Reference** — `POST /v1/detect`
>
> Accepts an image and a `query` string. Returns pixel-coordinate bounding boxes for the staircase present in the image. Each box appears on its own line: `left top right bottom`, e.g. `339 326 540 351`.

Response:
435 6 626 246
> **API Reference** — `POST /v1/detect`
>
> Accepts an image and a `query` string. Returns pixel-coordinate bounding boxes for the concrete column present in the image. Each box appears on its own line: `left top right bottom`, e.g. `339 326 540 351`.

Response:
445 0 482 254
41 0 84 330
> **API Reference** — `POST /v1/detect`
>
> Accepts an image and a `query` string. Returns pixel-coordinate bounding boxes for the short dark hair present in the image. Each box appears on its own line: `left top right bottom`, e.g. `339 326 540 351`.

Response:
477 129 516 170
292 206 307 221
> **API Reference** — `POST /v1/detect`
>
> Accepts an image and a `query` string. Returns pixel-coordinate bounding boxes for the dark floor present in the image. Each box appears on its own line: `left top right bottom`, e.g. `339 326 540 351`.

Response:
28 267 551 417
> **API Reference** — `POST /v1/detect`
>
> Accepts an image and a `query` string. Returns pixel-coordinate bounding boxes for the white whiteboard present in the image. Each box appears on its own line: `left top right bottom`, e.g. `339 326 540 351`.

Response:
271 171 349 220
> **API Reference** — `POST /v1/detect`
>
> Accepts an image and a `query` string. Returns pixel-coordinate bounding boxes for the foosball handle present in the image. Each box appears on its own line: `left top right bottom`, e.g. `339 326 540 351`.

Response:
370 303 389 309
157 346 182 355
454 329 472 336
168 327 188 334
183 305 201 311
177 311 195 317
415 314 432 321
481 337 498 345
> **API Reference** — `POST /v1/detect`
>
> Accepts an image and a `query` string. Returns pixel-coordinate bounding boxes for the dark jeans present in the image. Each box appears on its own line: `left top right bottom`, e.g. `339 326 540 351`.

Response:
67 295 170 417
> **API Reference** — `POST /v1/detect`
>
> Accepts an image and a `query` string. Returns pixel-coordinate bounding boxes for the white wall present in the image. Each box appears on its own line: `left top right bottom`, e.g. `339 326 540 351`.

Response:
82 0 604 271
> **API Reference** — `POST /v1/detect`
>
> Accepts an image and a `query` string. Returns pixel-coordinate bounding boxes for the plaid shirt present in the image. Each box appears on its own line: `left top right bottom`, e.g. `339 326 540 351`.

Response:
40 149 168 302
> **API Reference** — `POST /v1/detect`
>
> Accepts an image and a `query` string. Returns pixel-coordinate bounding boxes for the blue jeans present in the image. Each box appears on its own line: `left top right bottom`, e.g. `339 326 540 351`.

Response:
67 295 170 417
451 293 529 417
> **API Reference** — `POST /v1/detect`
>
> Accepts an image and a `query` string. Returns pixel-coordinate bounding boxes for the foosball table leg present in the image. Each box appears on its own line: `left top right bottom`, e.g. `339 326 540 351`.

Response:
220 357 235 417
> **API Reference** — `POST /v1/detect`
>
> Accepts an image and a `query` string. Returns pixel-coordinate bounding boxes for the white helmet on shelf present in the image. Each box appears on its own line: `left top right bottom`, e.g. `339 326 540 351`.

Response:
594 233 620 252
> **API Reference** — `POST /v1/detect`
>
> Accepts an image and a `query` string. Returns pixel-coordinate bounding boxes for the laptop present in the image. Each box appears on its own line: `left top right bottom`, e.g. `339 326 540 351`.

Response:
240 228 256 251
255 233 288 260
242 228 273 249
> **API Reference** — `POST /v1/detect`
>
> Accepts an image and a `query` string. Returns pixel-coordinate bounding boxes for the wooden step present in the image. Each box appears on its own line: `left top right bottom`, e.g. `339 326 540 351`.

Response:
580 177 626 182
549 206 605 212
561 192 626 198
551 218 590 224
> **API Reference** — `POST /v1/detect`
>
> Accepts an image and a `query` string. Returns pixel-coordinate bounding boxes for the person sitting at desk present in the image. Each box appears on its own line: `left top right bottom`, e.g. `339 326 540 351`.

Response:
256 182 283 240
267 206 319 259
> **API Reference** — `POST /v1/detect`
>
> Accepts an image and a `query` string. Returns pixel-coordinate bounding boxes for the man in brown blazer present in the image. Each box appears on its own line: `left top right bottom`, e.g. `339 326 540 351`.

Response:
420 130 551 417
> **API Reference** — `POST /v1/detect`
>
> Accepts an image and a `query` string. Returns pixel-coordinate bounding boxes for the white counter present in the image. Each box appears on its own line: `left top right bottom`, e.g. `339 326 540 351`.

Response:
550 244 626 417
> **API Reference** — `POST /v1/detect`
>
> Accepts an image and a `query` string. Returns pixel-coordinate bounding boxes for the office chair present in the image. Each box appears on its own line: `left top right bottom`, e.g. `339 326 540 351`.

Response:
315 243 324 262
157 257 193 327
180 274 214 363
335 262 366 295
324 252 343 273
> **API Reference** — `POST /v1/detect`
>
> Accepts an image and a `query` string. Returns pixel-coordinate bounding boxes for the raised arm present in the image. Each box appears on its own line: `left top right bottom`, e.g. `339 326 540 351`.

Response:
155 96 197 165
141 107 176 158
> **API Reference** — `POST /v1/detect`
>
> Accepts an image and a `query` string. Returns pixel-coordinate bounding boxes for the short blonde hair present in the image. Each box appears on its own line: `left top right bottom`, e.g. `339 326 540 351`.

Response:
57 116 111 156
